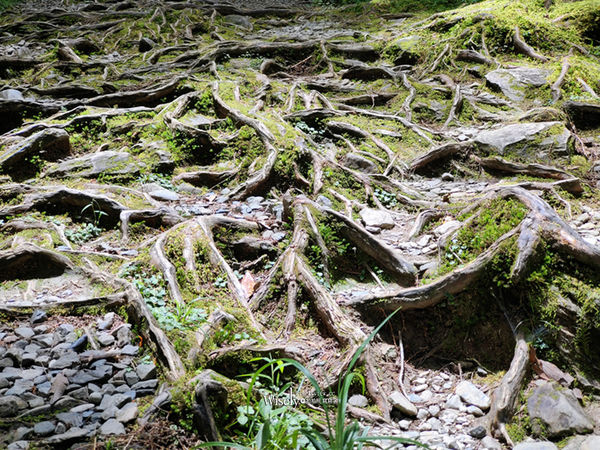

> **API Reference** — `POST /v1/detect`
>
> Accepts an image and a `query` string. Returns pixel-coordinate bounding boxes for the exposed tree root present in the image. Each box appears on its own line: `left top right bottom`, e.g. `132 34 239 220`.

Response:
513 26 548 62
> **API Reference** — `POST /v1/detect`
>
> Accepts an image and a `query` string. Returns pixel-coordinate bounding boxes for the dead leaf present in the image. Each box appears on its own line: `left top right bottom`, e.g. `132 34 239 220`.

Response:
241 271 257 298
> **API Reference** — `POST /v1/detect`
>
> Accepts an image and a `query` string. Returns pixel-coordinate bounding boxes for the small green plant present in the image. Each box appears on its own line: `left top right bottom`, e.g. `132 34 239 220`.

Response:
199 309 425 450
65 222 102 245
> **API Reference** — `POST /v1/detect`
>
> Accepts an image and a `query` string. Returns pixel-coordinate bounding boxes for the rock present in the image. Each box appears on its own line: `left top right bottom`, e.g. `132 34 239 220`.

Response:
445 394 463 410
121 344 139 356
99 393 132 411
0 88 24 100
56 412 84 427
481 436 502 449
562 101 600 130
441 172 454 181
33 420 55 436
15 327 35 339
348 394 368 408
44 426 88 444
527 381 594 437
386 35 422 65
70 335 88 352
417 408 429 420
513 441 558 450
138 37 155 52
519 107 567 123
0 128 71 175
100 418 126 436
563 435 600 450
116 403 138 423
47 151 145 179
485 67 550 102
389 390 417 416
0 395 27 416
468 425 486 439
223 14 252 30
466 405 484 417
30 310 47 324
98 312 116 330
433 219 461 236
455 381 490 410
428 404 441 417
136 363 157 381
7 441 29 450
97 332 115 347
474 122 572 160
359 208 395 229
49 351 79 369
343 153 378 173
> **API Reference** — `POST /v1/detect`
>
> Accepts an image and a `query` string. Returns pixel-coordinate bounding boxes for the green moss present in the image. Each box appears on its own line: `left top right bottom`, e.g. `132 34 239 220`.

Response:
438 198 527 275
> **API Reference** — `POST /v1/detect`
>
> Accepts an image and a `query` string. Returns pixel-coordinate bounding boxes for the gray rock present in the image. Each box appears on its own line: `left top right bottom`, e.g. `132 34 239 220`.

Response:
56 412 83 427
47 151 145 179
30 310 47 324
116 403 138 423
55 422 67 434
33 420 55 436
100 418 126 436
97 332 115 347
44 427 88 444
527 381 594 437
136 363 157 381
425 405 439 418
49 351 79 369
70 403 95 413
359 208 395 229
99 393 132 411
0 128 70 174
474 122 571 160
15 327 35 339
563 435 600 450
344 153 378 174
468 425 486 439
223 14 252 30
441 172 454 181
0 395 27 417
455 381 490 410
389 390 417 416
445 394 463 410
102 405 118 420
132 379 158 391
0 89 24 101
513 442 558 450
121 344 139 356
481 436 502 449
348 394 368 408
7 441 29 450
466 405 485 417
416 408 429 420
124 370 139 386
98 312 116 331
485 67 550 102
113 325 132 346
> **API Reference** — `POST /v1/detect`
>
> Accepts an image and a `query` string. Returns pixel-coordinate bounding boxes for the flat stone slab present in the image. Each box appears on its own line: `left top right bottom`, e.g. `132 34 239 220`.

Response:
485 67 550 102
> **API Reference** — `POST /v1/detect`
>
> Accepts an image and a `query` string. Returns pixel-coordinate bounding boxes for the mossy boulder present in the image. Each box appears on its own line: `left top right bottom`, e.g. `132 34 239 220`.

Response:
527 381 594 438
474 122 572 161
485 67 550 102
46 151 146 179
385 35 422 65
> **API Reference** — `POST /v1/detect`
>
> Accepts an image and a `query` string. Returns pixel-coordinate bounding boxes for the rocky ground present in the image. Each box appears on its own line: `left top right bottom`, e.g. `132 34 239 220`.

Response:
1 0 600 448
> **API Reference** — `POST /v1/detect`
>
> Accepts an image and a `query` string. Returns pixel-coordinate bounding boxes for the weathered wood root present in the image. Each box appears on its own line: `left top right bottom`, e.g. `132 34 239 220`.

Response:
513 26 548 62
344 187 600 310
486 333 529 445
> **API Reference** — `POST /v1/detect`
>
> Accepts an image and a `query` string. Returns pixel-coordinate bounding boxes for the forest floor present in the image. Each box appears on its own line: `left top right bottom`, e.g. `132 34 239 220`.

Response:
1 0 600 449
